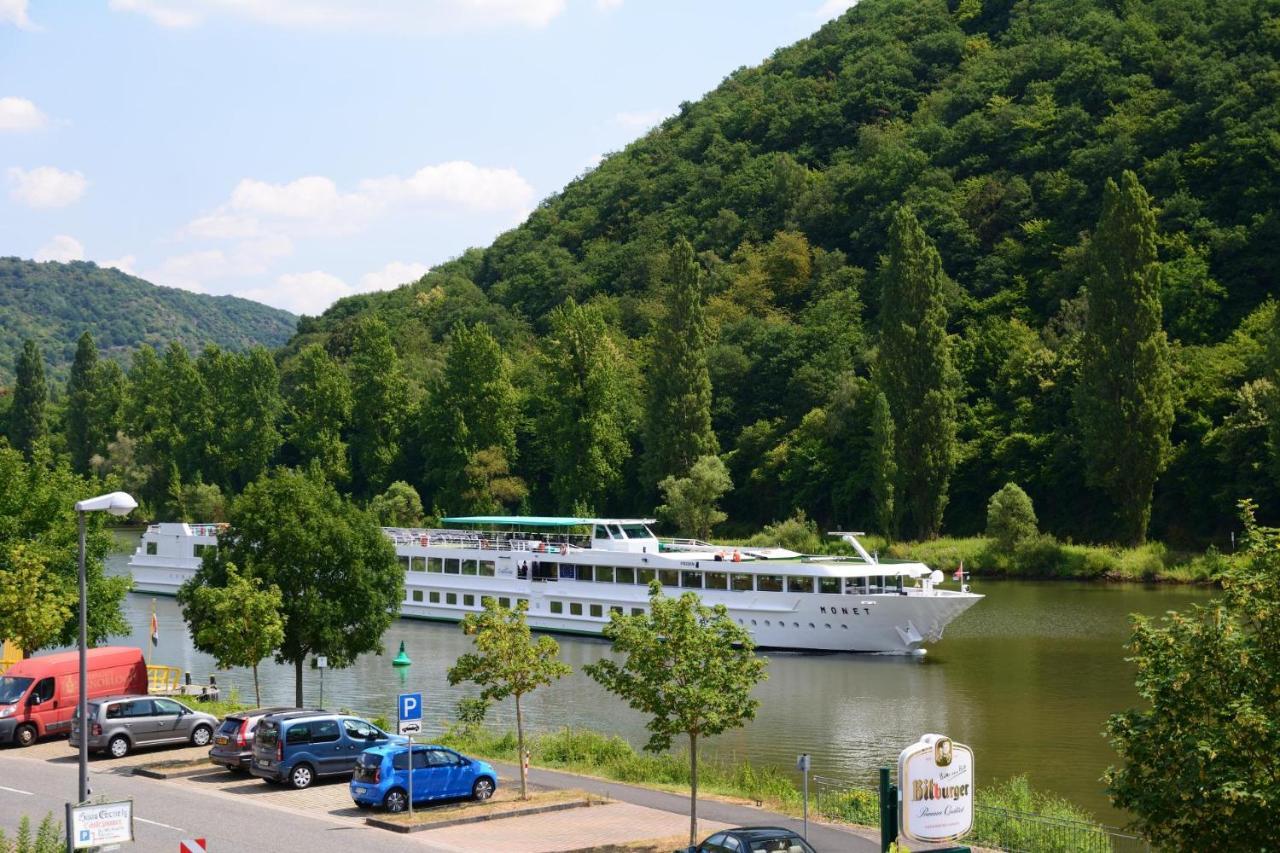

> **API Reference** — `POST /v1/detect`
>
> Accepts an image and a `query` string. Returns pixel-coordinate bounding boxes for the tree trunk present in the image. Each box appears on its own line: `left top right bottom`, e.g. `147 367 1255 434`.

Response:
294 657 303 708
516 692 527 800
689 731 698 848
253 662 261 707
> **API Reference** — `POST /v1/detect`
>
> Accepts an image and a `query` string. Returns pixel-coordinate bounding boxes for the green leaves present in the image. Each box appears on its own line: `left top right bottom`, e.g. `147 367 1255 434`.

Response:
657 454 732 541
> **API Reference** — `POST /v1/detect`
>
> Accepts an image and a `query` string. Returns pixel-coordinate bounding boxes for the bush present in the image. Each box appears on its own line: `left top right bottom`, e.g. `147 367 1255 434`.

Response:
745 511 826 554
986 483 1038 550
0 814 61 853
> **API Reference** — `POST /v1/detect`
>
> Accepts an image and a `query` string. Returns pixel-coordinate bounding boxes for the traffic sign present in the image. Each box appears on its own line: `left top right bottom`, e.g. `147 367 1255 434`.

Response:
398 692 422 722
179 840 207 853
398 720 422 735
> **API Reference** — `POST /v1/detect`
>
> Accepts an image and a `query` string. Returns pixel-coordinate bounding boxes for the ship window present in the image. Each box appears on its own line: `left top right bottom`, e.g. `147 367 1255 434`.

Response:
608 525 624 538
819 577 839 594
463 594 475 607
411 557 425 572
146 542 157 556
681 571 703 588
559 565 577 580
590 604 603 618
569 602 583 616
398 556 411 573
658 569 679 587
479 560 495 577
194 543 207 558
444 558 460 574
461 559 477 576
637 567 656 585
756 574 784 592
631 607 644 616
594 525 609 539
429 591 440 603
764 620 770 627
610 606 623 616
428 557 443 573
615 566 634 584
412 590 423 602
808 622 815 628
750 619 757 626
550 601 563 614
788 576 814 594
705 571 728 590
499 597 511 609
621 524 650 539
825 623 832 629
594 566 614 583
731 573 753 591
446 593 457 605
842 624 848 630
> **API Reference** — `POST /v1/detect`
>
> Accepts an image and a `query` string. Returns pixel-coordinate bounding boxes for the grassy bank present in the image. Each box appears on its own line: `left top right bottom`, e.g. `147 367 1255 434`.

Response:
438 725 1105 849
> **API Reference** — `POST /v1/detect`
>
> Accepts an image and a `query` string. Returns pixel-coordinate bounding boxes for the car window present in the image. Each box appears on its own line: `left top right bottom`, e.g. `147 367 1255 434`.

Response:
425 749 452 767
391 751 409 771
285 724 311 745
311 720 340 743
721 837 741 852
124 700 154 718
153 699 183 716
412 749 430 770
105 703 123 719
749 839 813 853
343 719 375 740
29 677 54 704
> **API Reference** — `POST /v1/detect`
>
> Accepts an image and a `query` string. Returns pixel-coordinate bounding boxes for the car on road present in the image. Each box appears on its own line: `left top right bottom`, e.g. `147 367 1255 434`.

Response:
209 706 303 772
0 647 147 747
350 743 497 812
679 827 819 853
250 711 399 789
69 694 220 758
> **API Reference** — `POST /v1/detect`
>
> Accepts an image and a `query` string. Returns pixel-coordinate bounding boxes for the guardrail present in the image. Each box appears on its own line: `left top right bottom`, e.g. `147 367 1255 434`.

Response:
147 665 182 694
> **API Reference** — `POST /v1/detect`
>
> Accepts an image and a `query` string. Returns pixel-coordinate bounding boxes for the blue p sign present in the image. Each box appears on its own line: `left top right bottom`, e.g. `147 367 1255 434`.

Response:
399 692 422 722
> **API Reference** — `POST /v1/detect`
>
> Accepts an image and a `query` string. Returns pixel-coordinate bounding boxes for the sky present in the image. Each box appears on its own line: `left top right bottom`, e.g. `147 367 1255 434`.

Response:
1 0 856 316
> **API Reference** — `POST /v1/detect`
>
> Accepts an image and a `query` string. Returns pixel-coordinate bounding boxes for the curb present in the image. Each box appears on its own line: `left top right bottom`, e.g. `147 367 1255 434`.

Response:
365 797 595 833
132 761 220 779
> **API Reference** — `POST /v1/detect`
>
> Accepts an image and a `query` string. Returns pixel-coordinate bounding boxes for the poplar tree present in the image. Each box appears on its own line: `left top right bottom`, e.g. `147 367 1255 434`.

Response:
283 345 352 483
1074 171 1173 546
643 237 717 487
867 390 897 541
66 332 99 472
348 317 409 497
202 346 282 491
538 299 633 510
876 207 955 540
9 340 47 456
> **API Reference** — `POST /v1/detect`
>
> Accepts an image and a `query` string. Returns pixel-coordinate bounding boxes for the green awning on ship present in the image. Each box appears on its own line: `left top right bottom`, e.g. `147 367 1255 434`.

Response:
441 515 653 527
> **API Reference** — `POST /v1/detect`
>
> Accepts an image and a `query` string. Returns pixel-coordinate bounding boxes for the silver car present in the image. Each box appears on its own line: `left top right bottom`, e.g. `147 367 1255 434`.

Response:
70 694 219 758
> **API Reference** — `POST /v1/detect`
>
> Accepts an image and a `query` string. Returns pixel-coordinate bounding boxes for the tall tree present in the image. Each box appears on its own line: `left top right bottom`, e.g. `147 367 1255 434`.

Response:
348 317 409 497
8 340 47 456
656 454 732 541
1074 171 1174 545
201 346 282 492
191 466 403 706
876 207 956 540
866 390 897 540
66 331 99 472
448 598 571 800
282 344 352 484
538 299 634 509
586 583 767 847
86 360 125 468
0 541 75 658
644 237 718 487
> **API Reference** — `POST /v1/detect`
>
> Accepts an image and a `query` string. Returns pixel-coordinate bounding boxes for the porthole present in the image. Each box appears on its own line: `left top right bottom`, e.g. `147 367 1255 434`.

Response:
808 622 815 629
751 619 757 626
764 620 771 627
824 623 831 629
842 624 848 629
792 622 799 628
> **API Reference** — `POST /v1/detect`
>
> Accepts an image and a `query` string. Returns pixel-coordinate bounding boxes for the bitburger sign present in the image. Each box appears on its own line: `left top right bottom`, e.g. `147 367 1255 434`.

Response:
898 733 974 843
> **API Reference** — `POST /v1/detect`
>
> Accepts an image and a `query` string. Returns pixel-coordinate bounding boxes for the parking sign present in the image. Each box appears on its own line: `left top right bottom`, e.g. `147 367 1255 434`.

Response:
398 692 422 722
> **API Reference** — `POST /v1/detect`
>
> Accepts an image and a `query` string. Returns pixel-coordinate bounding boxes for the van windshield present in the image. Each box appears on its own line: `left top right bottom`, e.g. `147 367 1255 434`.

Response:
0 677 32 704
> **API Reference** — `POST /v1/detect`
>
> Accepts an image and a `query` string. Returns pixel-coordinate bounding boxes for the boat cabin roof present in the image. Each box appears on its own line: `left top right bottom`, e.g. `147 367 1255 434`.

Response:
441 515 657 529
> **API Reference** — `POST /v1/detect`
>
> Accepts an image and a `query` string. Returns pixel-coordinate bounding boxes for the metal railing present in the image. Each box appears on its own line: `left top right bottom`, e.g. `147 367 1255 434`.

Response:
146 665 182 694
0 640 18 675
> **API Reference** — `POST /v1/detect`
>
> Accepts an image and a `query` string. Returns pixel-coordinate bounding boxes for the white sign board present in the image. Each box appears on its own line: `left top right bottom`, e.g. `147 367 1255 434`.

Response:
315 656 328 669
398 720 422 735
898 733 973 843
70 801 134 849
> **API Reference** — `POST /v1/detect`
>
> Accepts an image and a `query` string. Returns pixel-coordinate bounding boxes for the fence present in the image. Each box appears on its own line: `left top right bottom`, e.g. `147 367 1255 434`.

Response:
810 774 1151 853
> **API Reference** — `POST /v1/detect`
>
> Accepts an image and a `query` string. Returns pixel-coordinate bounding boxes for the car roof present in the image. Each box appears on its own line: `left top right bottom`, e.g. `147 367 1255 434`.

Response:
365 742 450 755
226 706 302 720
727 827 799 839
90 694 149 705
259 709 331 724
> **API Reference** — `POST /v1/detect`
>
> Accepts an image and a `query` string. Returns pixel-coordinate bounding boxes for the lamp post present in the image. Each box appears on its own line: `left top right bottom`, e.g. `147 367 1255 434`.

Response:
72 492 136 805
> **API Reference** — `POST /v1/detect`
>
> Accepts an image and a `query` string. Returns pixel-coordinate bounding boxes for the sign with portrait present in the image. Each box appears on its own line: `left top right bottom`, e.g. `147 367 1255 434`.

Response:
898 733 973 843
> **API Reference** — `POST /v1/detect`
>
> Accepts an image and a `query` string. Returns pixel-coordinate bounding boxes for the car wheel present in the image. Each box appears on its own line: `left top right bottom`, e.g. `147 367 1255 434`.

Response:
383 788 407 813
289 763 314 790
472 778 494 801
13 724 36 748
108 735 130 758
190 725 213 747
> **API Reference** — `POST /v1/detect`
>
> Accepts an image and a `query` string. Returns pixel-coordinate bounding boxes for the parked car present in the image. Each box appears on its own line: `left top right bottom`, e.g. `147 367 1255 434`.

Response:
679 827 818 853
209 706 303 772
250 711 399 789
0 647 147 748
350 743 497 812
69 695 219 758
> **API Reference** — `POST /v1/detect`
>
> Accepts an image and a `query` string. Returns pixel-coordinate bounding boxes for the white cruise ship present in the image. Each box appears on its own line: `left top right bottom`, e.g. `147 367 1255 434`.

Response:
129 516 981 654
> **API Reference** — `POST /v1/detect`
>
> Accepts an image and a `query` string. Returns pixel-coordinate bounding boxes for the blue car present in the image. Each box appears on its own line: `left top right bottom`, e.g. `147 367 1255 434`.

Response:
250 711 400 789
350 744 497 812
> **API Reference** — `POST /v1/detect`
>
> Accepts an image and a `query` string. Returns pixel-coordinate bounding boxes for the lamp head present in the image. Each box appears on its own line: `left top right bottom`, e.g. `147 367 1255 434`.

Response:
74 491 138 516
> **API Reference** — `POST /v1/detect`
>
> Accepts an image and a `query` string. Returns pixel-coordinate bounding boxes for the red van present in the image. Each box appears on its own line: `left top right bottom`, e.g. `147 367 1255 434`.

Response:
0 647 147 747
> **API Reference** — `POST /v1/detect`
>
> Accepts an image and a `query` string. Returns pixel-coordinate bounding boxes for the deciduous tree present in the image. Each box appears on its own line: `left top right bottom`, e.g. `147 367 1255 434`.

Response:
282 345 352 484
986 482 1038 550
656 455 732 541
348 317 409 497
8 340 47 457
0 542 75 658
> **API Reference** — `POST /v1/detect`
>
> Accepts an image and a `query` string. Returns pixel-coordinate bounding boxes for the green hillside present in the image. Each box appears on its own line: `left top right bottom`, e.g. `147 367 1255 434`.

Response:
0 259 297 384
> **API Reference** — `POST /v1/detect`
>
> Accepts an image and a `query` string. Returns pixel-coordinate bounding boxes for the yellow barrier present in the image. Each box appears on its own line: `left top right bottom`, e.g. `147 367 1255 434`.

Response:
147 665 182 694
0 640 18 675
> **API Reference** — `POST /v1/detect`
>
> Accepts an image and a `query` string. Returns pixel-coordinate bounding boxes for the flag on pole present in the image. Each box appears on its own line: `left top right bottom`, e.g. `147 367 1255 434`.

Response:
149 606 159 647
953 560 964 582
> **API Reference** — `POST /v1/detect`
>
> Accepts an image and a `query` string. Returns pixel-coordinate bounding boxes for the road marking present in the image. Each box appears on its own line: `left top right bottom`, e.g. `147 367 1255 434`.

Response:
0 786 33 795
136 817 185 832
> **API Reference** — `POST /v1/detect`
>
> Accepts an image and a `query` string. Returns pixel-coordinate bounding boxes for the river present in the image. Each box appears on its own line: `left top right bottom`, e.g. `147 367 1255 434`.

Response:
103 535 1213 824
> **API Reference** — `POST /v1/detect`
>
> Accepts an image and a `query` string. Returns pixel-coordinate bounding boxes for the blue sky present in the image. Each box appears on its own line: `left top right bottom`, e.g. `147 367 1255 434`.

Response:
1 0 854 315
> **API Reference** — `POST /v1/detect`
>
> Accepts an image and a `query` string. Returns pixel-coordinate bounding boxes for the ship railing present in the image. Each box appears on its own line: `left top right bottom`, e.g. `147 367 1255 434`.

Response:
381 528 590 553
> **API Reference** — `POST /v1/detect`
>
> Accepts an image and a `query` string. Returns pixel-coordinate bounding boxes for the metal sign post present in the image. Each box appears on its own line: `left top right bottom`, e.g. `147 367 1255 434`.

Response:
795 753 810 839
398 692 423 823
315 656 327 708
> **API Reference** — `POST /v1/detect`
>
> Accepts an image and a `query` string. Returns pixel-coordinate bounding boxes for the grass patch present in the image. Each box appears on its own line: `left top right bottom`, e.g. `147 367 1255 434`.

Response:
375 787 597 826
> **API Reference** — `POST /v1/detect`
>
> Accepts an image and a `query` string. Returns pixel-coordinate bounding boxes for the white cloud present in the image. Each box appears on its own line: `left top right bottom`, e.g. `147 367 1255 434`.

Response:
241 270 353 314
358 261 430 294
0 97 47 132
816 0 858 19
110 0 566 32
614 110 666 130
596 0 622 9
148 236 294 294
100 255 138 276
0 0 36 29
7 166 88 208
35 235 85 263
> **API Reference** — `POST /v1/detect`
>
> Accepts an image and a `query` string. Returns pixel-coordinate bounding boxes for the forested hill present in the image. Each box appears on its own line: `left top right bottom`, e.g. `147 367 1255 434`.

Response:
0 259 296 384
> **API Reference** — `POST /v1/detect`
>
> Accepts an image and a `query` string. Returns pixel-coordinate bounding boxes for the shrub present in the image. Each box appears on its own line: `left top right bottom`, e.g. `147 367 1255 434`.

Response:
745 511 824 554
0 814 61 853
986 483 1038 550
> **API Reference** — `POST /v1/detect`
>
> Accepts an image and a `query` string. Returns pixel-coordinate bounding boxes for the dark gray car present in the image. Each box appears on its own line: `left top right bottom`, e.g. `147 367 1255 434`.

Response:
70 695 219 758
209 706 303 772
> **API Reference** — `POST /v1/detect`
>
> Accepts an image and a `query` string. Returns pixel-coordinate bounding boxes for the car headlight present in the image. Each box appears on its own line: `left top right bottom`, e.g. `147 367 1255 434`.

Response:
0 706 14 718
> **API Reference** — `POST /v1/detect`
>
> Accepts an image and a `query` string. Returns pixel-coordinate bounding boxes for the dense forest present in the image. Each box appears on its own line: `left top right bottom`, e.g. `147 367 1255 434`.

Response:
0 259 297 384
5 0 1280 548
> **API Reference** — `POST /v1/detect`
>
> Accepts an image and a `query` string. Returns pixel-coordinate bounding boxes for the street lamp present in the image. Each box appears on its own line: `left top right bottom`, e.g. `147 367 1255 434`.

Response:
73 491 136 805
